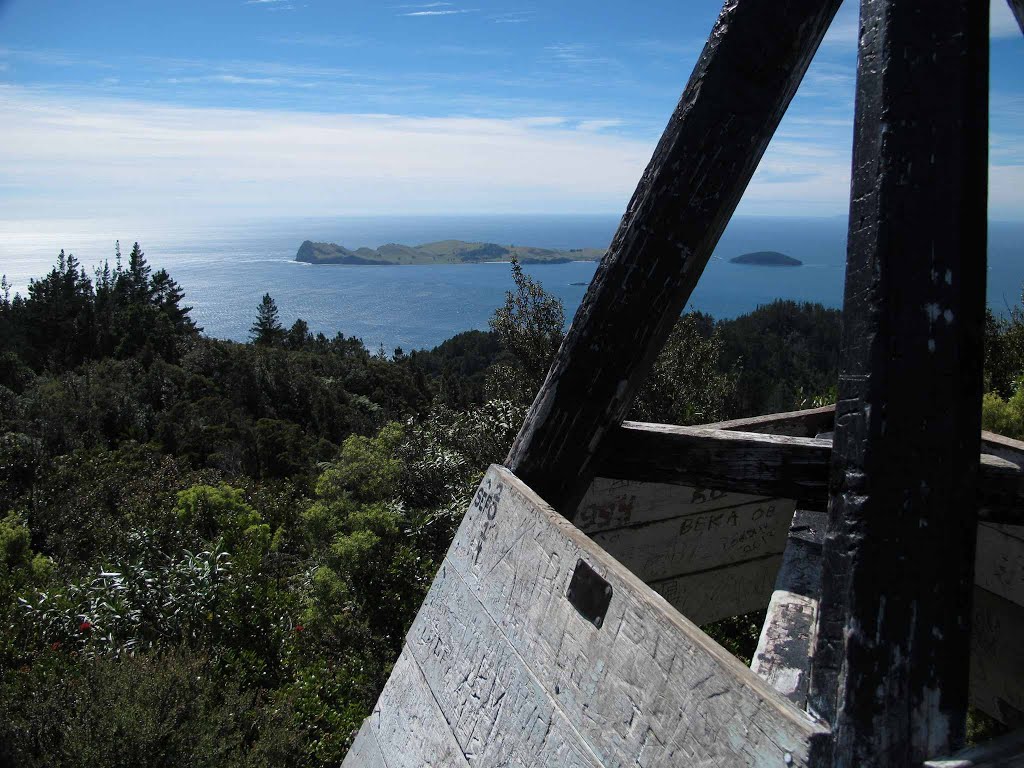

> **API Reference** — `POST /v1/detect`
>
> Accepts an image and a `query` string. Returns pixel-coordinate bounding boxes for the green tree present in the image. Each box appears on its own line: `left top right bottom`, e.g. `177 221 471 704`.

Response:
285 318 311 350
487 258 565 403
632 312 738 425
250 294 285 347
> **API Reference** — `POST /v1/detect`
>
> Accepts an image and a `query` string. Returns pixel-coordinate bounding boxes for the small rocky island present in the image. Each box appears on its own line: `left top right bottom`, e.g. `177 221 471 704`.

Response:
729 250 803 266
295 239 604 266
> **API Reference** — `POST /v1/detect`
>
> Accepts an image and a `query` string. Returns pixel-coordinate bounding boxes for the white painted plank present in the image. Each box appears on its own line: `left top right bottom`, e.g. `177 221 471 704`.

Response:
343 718 388 768
405 560 603 767
976 523 1024 607
446 465 828 767
576 477 768 533
371 649 470 768
648 553 782 626
587 497 795 583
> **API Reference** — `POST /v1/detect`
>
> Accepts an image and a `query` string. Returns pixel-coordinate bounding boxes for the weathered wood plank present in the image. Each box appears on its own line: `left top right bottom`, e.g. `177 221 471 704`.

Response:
446 465 829 766
751 510 826 707
365 649 470 768
597 422 1024 524
405 561 604 767
982 431 1024 464
750 512 1024 726
343 718 388 768
704 404 837 437
976 523 1024 607
601 422 830 506
924 727 1024 768
647 553 783 627
576 476 767 533
577 476 790 623
587 496 794 583
971 587 1024 727
505 0 843 516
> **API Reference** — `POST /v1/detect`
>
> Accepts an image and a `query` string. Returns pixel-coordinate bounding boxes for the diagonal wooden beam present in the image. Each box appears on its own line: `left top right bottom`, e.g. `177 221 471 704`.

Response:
1008 0 1024 35
505 0 843 517
807 0 990 763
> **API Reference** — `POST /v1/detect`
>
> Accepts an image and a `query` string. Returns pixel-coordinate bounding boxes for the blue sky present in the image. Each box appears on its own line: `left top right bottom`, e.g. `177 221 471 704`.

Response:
0 0 1021 221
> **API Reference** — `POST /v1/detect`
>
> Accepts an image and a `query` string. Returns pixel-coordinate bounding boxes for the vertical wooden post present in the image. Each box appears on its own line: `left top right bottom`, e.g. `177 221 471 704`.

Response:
808 0 989 765
506 0 842 517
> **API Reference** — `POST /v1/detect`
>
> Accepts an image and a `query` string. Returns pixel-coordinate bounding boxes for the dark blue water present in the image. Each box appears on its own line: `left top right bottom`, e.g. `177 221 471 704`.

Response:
1 215 1021 352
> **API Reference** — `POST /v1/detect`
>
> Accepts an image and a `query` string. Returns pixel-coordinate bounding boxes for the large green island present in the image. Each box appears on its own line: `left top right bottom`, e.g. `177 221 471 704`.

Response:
295 239 605 265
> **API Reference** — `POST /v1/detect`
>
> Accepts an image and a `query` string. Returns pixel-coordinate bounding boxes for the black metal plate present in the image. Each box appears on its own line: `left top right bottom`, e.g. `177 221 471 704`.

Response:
566 559 613 628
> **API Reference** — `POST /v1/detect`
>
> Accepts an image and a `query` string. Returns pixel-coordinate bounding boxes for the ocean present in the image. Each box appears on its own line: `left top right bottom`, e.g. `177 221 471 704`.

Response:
1 214 1022 353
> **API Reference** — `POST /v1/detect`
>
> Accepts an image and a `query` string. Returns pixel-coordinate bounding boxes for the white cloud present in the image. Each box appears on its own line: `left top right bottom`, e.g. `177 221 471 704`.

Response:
577 119 624 132
0 87 649 219
399 9 475 16
1 86 1017 222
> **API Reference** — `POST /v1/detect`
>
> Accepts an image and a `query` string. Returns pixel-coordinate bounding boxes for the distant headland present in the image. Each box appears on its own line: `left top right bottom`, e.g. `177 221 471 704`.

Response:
295 239 605 266
729 251 803 267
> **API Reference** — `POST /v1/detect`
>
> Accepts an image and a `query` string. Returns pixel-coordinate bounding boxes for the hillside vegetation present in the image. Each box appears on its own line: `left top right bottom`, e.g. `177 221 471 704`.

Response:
15 244 1022 765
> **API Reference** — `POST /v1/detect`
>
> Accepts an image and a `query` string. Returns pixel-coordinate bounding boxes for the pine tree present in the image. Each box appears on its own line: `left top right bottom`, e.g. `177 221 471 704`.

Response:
285 318 311 350
117 242 152 303
250 293 284 346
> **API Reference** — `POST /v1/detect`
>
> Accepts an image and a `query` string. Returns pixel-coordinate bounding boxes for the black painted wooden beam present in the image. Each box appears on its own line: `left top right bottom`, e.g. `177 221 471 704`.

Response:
807 0 990 764
504 0 843 517
598 423 1024 525
1008 0 1024 35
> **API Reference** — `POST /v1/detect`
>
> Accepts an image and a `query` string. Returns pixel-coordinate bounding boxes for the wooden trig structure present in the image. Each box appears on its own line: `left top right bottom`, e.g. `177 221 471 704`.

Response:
345 0 1024 765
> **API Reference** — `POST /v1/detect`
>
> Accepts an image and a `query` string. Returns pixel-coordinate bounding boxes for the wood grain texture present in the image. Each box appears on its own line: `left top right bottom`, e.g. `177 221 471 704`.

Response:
982 431 1024 464
576 476 767 533
444 465 829 766
360 649 471 768
587 496 794 583
971 586 1024 727
751 510 827 708
343 718 388 768
647 553 783 626
576 476 790 623
505 0 843 517
976 523 1024 607
749 513 1024 727
704 405 837 437
405 561 604 767
597 422 1024 524
807 0 989 760
601 422 831 506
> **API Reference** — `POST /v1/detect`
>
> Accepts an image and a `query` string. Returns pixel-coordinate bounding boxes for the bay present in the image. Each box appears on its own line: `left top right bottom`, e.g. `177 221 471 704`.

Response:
0 214 1021 352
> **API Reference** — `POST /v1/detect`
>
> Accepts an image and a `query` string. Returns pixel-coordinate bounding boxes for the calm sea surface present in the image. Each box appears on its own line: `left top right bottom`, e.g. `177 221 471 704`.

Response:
1 214 1021 352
